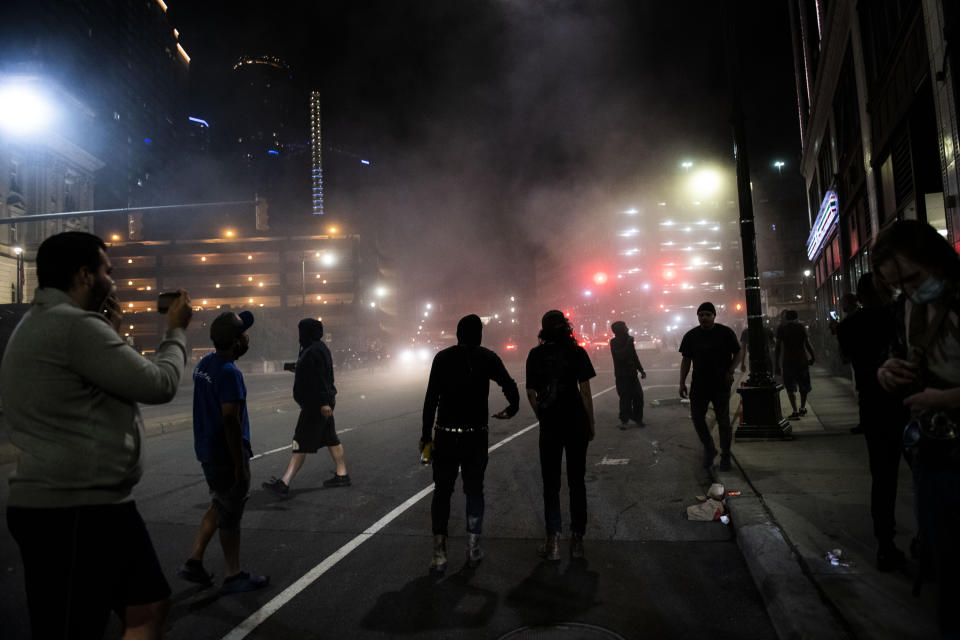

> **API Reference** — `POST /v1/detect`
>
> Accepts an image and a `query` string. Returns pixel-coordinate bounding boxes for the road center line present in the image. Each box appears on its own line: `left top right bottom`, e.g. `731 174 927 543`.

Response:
222 384 615 639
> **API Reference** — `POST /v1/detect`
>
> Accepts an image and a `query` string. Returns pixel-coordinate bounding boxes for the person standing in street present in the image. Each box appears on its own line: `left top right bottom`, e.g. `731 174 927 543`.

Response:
774 309 816 420
178 311 269 594
2 231 192 639
263 318 349 496
835 272 911 571
873 220 960 637
678 302 742 471
526 310 596 561
609 321 646 429
420 314 520 573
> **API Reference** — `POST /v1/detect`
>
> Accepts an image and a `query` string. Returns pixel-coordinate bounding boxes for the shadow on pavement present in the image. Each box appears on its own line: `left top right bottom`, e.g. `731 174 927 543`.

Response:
504 559 600 623
360 564 498 632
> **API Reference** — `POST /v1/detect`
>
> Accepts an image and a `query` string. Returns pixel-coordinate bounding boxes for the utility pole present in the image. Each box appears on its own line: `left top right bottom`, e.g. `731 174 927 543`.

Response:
723 1 791 438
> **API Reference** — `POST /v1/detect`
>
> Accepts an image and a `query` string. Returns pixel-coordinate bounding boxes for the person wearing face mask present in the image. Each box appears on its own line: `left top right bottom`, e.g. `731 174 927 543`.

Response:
873 219 960 637
178 310 269 595
2 232 193 639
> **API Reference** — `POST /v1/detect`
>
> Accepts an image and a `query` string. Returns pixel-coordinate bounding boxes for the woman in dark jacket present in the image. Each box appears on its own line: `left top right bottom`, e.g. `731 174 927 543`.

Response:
525 310 597 560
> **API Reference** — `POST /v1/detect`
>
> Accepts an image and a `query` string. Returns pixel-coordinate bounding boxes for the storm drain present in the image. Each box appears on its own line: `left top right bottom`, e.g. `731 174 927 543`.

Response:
497 622 627 640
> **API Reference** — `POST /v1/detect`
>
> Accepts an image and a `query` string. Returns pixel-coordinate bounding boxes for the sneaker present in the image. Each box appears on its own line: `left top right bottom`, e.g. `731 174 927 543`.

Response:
219 571 269 594
718 454 732 472
799 408 808 416
262 477 289 496
323 473 351 488
177 559 213 585
570 533 585 559
787 412 801 420
702 448 718 469
466 533 484 567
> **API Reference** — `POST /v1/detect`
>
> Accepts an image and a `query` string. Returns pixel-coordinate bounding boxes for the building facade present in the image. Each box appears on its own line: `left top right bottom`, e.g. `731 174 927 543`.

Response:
790 0 960 324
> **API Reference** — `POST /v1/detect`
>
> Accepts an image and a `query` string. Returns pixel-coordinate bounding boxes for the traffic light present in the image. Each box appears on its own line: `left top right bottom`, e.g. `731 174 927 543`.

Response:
255 196 269 231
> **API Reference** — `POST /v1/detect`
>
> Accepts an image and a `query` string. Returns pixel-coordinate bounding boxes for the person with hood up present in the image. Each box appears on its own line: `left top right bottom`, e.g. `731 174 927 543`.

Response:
263 318 349 496
609 321 647 429
421 314 520 573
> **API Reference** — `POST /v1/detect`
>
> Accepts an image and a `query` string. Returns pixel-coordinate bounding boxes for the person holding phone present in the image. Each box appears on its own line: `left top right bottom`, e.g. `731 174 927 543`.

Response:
2 231 192 639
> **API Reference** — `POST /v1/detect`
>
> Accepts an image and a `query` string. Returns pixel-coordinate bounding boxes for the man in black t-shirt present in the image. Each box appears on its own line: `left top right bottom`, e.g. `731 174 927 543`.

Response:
774 310 816 419
679 302 742 471
421 314 519 573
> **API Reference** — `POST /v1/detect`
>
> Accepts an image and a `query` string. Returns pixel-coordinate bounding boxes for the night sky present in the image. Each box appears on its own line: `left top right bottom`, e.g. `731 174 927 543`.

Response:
170 1 803 295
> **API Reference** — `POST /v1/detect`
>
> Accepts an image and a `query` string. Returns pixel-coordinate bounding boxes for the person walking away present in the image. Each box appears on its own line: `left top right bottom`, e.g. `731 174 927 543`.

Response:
835 272 911 571
526 310 596 561
2 231 192 639
178 311 268 594
263 318 349 496
609 321 647 429
873 220 960 637
738 321 775 374
678 302 742 472
774 309 816 419
420 314 519 573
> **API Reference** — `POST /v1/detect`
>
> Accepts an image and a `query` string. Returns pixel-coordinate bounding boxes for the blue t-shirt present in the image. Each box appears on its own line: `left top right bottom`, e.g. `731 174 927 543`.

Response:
192 353 252 465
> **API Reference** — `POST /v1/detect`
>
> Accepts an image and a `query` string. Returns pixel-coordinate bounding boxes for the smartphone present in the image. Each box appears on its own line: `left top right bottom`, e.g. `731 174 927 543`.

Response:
157 291 179 314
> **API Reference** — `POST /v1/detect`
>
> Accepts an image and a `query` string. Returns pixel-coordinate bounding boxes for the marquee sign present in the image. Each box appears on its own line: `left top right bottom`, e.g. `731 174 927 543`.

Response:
806 190 838 261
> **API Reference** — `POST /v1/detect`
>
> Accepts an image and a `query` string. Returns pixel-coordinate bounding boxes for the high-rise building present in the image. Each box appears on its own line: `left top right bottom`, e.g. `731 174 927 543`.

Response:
0 0 189 225
789 0 960 324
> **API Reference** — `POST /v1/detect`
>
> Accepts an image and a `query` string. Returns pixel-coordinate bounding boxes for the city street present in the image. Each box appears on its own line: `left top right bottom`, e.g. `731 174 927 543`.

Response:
1 357 776 639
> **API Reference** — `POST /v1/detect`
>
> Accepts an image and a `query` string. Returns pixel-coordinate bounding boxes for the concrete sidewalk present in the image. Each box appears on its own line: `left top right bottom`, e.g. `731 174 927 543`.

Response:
718 367 938 639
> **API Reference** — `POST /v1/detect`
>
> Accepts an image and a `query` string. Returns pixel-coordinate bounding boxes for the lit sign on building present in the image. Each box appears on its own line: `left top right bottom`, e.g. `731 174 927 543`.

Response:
806 190 838 261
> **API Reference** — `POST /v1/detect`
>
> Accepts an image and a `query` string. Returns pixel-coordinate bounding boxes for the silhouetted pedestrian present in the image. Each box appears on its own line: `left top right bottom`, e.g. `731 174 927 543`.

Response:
775 309 816 419
610 320 646 429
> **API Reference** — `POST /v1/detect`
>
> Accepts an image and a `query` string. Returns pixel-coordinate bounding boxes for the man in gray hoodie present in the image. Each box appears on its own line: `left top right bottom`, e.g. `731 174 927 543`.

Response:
2 231 192 639
263 318 348 495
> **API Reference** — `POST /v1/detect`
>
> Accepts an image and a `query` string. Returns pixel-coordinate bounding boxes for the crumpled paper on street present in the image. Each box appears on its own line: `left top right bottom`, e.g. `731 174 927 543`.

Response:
686 498 725 521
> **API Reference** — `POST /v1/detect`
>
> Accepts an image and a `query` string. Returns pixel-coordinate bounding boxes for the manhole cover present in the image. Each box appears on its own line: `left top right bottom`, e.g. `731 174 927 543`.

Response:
497 622 627 640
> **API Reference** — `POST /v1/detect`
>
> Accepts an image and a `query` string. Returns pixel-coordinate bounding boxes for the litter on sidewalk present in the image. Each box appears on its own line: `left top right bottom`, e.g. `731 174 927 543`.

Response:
824 548 850 567
687 483 729 521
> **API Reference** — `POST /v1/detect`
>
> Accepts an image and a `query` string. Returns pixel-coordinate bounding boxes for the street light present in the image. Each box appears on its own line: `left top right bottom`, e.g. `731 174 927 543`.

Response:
773 160 785 174
681 161 694 169
13 246 23 303
0 78 57 136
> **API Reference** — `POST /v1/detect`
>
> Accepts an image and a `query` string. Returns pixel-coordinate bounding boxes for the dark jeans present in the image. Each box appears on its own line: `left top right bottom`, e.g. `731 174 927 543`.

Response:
916 465 960 637
539 422 589 535
860 397 907 544
615 375 644 424
431 429 488 535
689 387 732 455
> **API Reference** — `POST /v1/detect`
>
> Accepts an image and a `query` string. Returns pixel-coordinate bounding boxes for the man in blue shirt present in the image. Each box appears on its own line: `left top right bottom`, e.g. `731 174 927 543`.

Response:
178 310 269 594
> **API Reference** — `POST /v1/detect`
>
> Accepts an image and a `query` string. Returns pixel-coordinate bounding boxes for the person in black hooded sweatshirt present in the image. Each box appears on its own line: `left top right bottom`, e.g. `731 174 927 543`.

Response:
263 318 349 496
610 321 647 429
421 314 520 573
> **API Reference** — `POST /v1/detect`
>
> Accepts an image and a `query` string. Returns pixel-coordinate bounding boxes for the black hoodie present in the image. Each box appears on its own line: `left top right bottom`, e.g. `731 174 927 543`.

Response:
421 315 520 442
609 322 645 379
293 318 337 411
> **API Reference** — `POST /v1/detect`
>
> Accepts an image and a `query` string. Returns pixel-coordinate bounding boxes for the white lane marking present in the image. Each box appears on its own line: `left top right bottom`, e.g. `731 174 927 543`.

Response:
222 384 615 640
248 429 355 461
598 456 629 465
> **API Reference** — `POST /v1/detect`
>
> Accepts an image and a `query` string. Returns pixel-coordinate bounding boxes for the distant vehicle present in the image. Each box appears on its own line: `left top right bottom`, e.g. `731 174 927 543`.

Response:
634 333 661 351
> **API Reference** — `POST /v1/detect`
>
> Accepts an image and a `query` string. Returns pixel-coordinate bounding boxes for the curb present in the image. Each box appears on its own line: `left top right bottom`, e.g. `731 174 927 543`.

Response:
719 467 851 640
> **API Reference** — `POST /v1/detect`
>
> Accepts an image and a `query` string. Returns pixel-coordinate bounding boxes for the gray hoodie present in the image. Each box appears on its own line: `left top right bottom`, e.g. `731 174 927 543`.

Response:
0 287 187 508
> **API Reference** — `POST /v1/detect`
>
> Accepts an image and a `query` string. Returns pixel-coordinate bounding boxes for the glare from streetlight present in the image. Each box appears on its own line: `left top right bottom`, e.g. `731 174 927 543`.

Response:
688 168 722 198
320 253 336 266
13 246 22 255
0 80 57 136
375 286 387 298
680 161 693 169
803 269 811 277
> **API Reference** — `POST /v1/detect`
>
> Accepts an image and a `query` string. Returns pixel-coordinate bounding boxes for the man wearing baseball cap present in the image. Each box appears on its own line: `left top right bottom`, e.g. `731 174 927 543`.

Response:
178 310 269 594
678 302 742 471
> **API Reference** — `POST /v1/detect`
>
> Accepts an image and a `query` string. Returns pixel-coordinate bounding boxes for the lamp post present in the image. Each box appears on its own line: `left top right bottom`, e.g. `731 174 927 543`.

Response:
13 246 23 303
723 2 790 438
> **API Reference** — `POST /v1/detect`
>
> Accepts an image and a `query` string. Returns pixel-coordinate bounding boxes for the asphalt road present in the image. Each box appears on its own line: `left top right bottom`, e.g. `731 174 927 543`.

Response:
0 351 777 639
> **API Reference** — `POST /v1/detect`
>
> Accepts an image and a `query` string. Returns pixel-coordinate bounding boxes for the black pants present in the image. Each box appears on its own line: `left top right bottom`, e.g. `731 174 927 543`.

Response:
860 397 907 544
615 374 644 424
689 388 732 455
916 464 960 637
539 421 589 536
431 429 488 536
